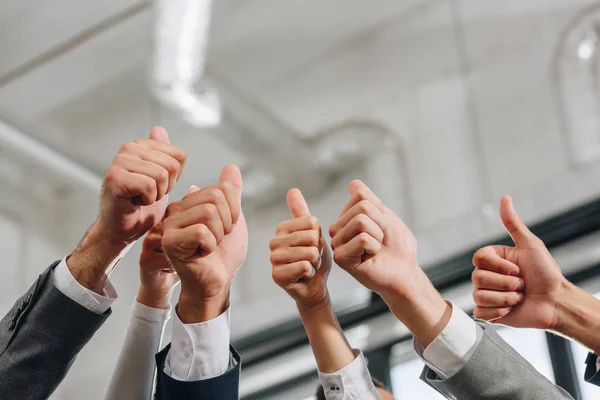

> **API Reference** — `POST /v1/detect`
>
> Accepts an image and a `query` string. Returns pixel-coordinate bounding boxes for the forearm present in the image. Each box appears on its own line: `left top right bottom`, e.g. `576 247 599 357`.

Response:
555 281 600 354
382 268 451 347
67 223 129 294
298 296 355 373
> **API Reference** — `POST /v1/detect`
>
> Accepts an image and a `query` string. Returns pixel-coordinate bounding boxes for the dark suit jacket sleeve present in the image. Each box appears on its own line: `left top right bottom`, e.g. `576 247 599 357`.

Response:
0 261 110 400
585 352 600 386
420 321 574 400
155 344 241 400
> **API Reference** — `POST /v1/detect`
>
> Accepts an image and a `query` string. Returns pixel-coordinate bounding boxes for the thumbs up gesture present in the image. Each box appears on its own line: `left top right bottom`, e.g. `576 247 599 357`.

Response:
270 189 332 310
472 196 566 330
161 165 247 322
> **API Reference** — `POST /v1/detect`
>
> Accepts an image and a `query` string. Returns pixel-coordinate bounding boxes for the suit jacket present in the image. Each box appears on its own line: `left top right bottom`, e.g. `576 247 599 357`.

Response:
420 321 574 399
154 344 241 400
585 352 600 386
0 262 110 400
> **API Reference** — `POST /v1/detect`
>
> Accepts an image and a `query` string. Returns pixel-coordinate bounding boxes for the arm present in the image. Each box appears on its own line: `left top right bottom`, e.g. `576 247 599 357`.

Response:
0 127 185 400
270 188 382 400
104 223 178 400
470 195 600 386
328 181 573 399
155 166 246 400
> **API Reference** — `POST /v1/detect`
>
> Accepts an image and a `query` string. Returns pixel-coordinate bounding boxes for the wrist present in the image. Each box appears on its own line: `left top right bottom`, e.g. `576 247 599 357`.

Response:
297 294 332 316
137 286 171 310
177 285 230 324
67 223 128 293
381 267 450 347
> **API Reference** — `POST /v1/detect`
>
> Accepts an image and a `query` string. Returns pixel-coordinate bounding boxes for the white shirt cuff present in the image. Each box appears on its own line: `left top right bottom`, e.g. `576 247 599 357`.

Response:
52 256 117 315
413 302 483 379
131 300 171 327
318 350 382 400
596 356 600 373
164 307 236 381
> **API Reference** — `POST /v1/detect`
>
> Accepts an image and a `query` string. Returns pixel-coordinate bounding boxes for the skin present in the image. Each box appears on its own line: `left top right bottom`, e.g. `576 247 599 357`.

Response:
67 127 187 294
328 180 451 348
161 165 247 324
472 195 600 354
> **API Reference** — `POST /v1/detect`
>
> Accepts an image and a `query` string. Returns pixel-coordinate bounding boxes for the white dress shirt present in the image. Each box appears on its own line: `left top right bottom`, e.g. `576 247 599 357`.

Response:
52 257 236 382
318 350 382 400
104 301 171 400
413 302 484 379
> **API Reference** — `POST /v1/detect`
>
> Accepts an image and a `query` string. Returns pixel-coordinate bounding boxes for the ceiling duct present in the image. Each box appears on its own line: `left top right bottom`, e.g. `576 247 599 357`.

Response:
151 0 400 205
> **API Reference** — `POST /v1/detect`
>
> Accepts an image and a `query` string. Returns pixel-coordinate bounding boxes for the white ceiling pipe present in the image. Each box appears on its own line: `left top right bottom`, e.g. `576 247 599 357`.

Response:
0 119 102 192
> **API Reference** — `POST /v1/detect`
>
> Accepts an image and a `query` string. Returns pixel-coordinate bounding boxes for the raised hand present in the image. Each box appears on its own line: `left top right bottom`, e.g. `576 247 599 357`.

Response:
472 196 566 329
97 126 187 244
328 180 418 297
161 165 247 323
329 180 450 347
270 189 331 310
67 126 186 293
137 222 180 310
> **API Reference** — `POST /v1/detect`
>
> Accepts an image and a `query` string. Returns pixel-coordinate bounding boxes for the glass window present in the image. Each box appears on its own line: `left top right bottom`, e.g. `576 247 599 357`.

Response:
391 357 446 399
571 341 600 400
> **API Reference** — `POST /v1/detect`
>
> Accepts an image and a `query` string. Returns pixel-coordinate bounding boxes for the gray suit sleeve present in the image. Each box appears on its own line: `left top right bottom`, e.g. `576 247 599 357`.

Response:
0 261 110 400
420 321 574 400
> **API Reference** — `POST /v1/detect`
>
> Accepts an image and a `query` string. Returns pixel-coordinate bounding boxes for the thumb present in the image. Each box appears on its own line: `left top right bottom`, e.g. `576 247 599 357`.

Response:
220 164 243 189
500 195 537 247
149 126 170 144
287 188 311 218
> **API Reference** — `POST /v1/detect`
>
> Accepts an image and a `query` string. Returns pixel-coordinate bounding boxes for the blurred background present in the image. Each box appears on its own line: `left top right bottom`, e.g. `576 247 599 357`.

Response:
2 0 600 398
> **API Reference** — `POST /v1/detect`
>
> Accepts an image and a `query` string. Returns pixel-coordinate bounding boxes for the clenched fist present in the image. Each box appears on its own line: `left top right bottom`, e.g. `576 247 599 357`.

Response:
97 126 187 244
328 180 418 297
270 189 331 310
472 196 566 329
161 165 247 322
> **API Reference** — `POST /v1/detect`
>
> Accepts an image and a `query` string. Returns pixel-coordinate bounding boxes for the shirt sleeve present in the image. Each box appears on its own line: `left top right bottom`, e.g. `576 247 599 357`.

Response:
413 302 484 379
163 307 236 381
52 256 117 314
104 301 171 400
596 356 600 373
318 350 382 400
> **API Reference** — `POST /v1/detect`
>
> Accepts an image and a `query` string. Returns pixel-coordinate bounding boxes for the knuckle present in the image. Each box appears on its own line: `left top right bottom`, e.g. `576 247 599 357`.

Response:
357 200 371 214
472 249 486 266
269 252 279 265
202 203 218 218
268 238 279 251
472 289 483 304
119 141 136 153
357 232 371 245
333 251 343 265
209 187 225 200
307 216 320 231
309 247 320 263
355 214 370 231
472 270 483 286
301 261 313 275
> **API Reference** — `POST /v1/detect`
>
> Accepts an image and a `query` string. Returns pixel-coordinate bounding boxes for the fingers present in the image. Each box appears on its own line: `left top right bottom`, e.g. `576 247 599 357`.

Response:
472 289 523 307
333 232 382 271
329 199 386 239
276 216 320 235
330 214 384 250
473 306 512 322
166 203 225 244
104 133 186 204
178 186 233 234
287 188 311 219
272 261 315 287
339 180 385 217
112 154 170 201
219 164 242 222
472 269 524 291
472 246 520 276
105 169 157 205
270 246 321 269
162 224 217 261
500 195 540 248
269 230 320 250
